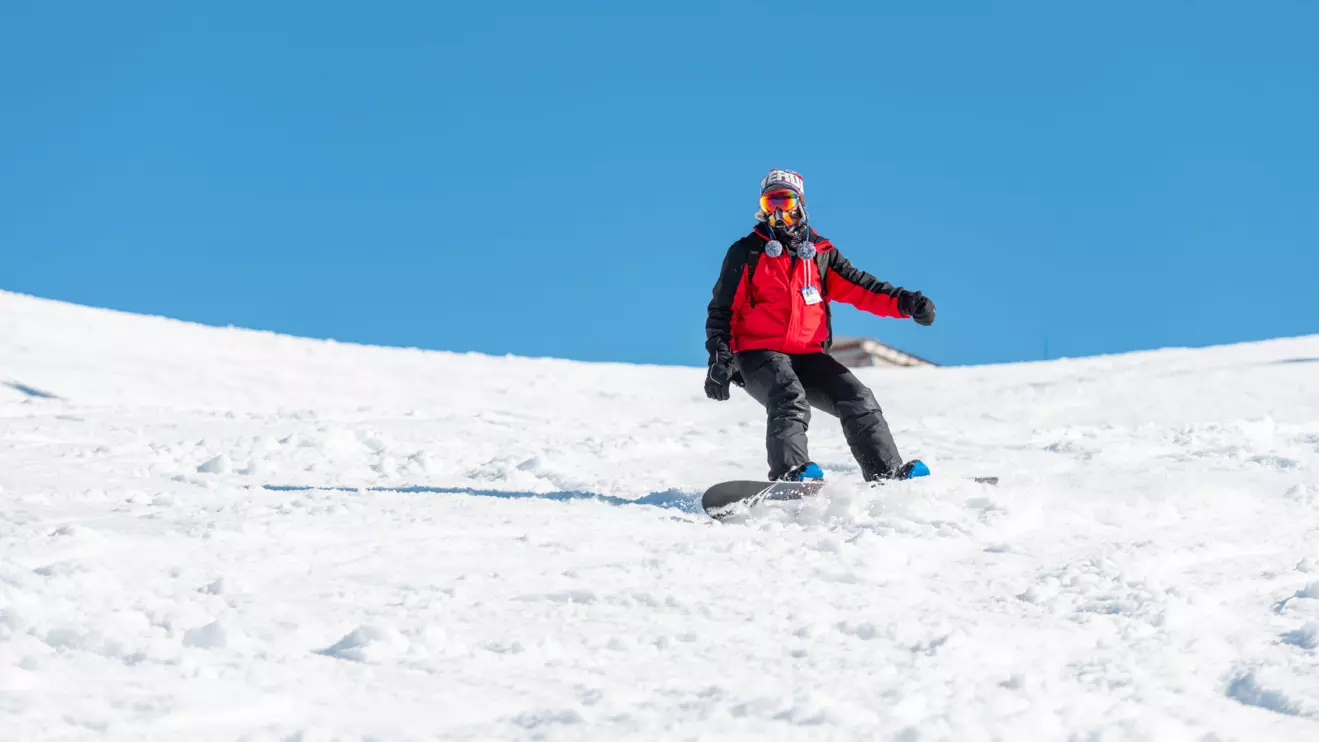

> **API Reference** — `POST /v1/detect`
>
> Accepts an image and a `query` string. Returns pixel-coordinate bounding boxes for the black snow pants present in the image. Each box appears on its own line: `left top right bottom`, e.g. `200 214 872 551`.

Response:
736 350 903 481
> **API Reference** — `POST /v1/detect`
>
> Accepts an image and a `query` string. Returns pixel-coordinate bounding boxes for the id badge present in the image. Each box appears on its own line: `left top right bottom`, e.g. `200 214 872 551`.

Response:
801 285 823 305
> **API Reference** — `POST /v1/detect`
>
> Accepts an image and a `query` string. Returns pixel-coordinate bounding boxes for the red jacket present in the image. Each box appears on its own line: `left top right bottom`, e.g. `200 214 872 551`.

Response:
706 226 910 357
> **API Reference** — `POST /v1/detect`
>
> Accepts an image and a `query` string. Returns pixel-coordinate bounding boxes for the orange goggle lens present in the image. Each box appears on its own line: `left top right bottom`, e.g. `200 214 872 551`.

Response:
759 190 798 214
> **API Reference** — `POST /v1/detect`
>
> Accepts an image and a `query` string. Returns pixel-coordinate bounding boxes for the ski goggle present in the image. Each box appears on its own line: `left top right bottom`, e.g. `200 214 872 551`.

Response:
759 189 799 214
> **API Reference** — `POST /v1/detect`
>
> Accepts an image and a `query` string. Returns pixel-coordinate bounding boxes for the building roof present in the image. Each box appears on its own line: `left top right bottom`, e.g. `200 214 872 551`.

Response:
831 337 936 368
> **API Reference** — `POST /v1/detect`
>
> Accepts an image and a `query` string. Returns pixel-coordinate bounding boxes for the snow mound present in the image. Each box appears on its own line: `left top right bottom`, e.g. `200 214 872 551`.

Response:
3 289 1319 741
317 624 409 663
183 619 241 649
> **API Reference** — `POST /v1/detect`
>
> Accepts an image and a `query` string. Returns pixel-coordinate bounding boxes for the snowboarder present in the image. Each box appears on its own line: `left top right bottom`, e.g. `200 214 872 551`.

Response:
704 169 936 483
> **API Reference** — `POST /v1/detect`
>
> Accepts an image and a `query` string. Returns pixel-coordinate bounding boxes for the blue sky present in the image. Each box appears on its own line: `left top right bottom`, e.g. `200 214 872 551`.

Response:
2 1 1316 366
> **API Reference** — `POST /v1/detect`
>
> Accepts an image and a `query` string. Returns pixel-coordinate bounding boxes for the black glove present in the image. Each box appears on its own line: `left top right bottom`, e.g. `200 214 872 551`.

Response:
898 290 936 326
705 345 734 401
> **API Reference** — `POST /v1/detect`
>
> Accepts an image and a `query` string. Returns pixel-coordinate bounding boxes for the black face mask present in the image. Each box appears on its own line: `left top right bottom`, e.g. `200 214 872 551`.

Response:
779 219 808 244
763 213 816 259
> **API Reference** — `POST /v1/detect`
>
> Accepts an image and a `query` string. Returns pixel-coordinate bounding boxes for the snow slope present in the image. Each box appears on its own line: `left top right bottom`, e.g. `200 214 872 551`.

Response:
2 289 1318 741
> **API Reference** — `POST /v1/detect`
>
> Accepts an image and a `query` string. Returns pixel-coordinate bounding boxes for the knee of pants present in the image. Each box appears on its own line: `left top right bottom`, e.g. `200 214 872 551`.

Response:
835 388 881 421
768 387 811 426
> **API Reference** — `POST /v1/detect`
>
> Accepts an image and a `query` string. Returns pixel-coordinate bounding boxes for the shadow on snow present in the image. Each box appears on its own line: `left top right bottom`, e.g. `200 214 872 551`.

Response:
263 484 702 514
4 381 62 399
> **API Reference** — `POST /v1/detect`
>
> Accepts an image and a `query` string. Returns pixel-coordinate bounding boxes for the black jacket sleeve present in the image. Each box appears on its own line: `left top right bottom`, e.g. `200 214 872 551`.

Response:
705 239 750 357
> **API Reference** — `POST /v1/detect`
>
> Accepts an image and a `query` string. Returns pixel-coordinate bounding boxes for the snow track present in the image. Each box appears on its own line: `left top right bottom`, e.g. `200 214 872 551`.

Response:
2 290 1318 740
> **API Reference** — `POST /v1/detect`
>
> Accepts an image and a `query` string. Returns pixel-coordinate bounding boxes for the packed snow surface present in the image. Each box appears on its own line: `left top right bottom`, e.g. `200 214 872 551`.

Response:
2 289 1318 741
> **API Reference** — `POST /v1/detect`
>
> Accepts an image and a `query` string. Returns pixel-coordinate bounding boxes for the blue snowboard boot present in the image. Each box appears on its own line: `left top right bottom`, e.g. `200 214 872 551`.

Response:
897 460 930 479
870 460 931 485
781 462 825 482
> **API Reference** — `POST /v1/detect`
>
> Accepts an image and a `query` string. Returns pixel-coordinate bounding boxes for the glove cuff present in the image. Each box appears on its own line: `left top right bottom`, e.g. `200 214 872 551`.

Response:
706 339 733 366
898 289 924 317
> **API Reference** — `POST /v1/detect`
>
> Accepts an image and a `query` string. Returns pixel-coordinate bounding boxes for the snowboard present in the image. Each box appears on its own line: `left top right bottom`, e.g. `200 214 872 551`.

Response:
702 480 826 519
701 474 999 520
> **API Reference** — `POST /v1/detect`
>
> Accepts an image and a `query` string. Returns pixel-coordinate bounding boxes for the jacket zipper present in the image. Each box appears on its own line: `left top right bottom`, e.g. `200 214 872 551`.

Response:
785 256 802 347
